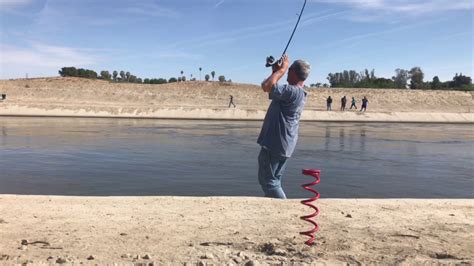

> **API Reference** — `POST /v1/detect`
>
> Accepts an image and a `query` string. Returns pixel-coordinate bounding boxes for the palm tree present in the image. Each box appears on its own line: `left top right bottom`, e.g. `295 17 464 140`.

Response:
211 71 215 81
199 67 202 80
180 70 184 81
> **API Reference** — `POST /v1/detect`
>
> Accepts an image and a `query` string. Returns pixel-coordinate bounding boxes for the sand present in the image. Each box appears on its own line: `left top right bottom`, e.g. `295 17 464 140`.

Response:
0 196 472 265
0 77 473 123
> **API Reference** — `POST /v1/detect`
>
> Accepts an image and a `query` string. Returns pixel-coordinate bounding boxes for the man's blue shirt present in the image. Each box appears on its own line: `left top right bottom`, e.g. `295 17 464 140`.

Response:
257 83 307 157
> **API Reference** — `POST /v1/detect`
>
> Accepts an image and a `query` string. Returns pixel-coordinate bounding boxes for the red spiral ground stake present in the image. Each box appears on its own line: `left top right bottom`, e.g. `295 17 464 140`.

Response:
300 169 321 246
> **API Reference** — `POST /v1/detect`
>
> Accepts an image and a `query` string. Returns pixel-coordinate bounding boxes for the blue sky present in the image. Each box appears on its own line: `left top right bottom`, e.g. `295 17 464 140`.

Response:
1 0 472 84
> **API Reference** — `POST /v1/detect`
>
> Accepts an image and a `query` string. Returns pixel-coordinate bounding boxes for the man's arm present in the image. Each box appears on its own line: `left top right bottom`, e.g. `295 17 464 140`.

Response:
261 55 289 93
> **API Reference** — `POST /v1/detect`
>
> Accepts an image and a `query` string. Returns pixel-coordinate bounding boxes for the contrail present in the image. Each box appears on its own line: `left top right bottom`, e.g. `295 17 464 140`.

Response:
214 0 225 8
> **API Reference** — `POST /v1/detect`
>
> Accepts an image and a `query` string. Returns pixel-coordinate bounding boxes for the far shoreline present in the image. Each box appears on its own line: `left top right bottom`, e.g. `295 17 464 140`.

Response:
1 115 473 124
1 109 473 124
1 77 472 123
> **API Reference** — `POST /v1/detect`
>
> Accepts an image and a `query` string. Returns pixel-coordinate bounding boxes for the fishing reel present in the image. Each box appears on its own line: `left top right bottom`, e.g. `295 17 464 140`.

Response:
265 56 283 68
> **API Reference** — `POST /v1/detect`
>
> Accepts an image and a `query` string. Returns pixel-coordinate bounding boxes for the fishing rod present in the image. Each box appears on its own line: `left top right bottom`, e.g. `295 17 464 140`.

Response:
266 0 307 68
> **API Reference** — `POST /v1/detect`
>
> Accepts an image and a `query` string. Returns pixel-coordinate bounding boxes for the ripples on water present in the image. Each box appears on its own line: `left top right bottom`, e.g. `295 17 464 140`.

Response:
0 117 473 198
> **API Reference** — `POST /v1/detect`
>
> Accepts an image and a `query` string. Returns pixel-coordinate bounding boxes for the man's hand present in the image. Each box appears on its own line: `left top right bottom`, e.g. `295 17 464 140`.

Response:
272 55 290 73
271 63 279 73
262 54 290 92
280 54 289 72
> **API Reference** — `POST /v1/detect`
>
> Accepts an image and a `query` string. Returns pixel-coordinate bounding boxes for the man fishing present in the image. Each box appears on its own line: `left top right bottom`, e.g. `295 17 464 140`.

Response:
257 54 311 199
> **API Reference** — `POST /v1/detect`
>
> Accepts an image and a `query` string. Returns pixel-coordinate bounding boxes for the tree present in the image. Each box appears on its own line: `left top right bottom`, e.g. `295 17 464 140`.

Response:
327 73 337 87
211 71 216 81
59 67 78 77
88 70 98 79
144 78 167 84
77 68 86 77
451 73 472 88
100 70 111 80
370 78 395 88
326 68 400 88
144 78 150 84
392 68 409 89
169 77 178 83
327 70 360 87
126 71 131 82
431 76 441 89
199 67 202 80
218 75 226 82
113 71 118 81
155 78 168 84
120 71 126 82
409 67 424 89
182 76 186 82
129 75 137 83
180 70 184 81
205 74 210 81
74 68 97 79
137 78 142 83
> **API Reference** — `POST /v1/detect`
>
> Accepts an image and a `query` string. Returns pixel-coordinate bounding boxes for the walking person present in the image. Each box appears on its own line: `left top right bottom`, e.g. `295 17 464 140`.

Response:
228 95 236 108
326 96 333 111
350 97 357 110
341 96 347 111
258 54 310 199
360 96 369 112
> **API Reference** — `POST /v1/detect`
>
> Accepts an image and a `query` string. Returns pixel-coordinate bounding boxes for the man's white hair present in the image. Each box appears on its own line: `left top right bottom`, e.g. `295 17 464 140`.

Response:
291 60 311 81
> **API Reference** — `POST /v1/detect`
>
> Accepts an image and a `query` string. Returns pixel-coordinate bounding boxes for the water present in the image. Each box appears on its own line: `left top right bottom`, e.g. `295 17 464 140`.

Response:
0 117 473 198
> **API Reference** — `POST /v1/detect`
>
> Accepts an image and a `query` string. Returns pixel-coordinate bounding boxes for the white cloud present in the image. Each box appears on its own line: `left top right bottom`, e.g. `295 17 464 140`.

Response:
23 0 180 35
0 0 33 8
117 3 180 18
214 0 225 8
0 42 100 79
311 0 473 16
311 16 450 51
156 52 204 60
165 10 344 51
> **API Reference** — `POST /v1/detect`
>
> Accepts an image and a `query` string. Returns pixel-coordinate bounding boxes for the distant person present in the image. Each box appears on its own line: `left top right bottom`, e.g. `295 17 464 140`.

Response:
258 54 310 199
341 96 347 111
360 96 369 112
228 95 236 108
326 96 333 111
350 97 357 110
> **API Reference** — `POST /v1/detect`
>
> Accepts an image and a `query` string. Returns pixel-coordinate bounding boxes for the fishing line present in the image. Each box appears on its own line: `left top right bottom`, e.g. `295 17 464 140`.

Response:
265 0 308 67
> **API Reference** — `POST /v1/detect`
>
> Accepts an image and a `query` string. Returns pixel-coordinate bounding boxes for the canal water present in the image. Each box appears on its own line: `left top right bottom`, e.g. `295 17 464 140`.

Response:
0 117 472 198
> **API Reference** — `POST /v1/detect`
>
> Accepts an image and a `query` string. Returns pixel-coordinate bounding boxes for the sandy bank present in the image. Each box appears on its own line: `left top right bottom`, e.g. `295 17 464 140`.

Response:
0 77 473 123
1 104 473 123
0 196 472 265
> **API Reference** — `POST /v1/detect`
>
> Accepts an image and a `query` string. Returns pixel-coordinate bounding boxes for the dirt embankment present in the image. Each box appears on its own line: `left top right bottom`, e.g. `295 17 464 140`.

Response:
0 77 472 122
